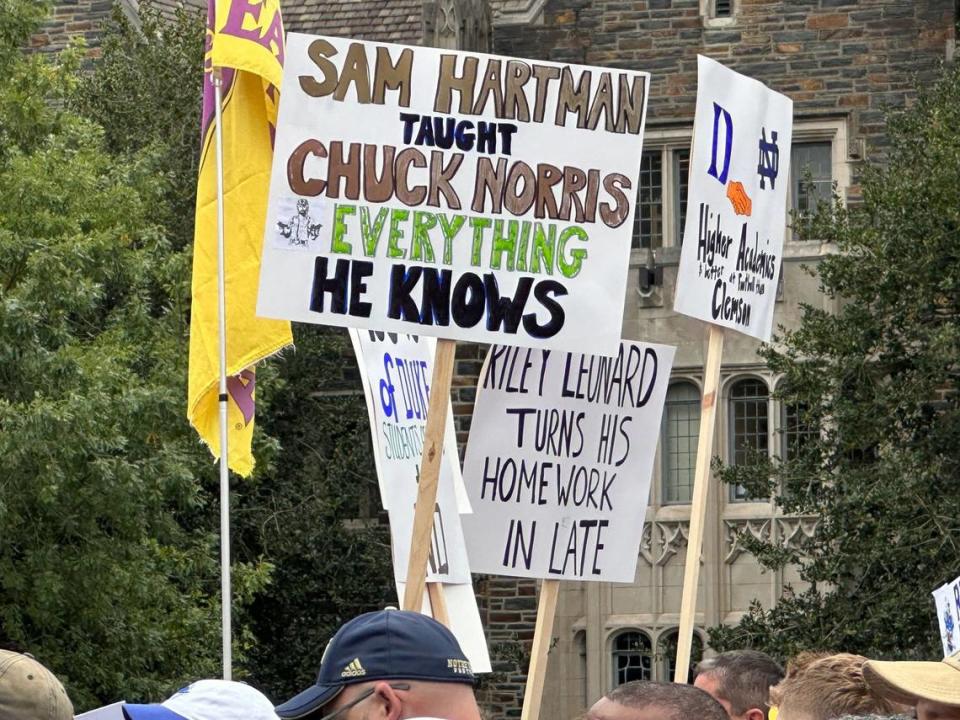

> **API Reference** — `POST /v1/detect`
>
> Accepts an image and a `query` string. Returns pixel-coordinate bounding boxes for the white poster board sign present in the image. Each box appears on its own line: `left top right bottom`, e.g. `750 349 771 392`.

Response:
933 577 960 657
258 34 650 355
461 341 675 581
350 330 471 585
674 55 793 342
399 580 492 673
75 703 125 720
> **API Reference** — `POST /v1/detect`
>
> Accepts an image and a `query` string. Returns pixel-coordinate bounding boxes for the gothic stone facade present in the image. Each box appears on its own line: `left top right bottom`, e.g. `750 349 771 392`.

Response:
480 2 955 719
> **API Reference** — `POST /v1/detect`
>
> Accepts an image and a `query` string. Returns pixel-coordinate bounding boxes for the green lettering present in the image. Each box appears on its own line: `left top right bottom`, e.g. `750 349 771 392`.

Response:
531 223 556 275
490 219 518 271
557 225 588 278
469 217 491 267
387 209 410 258
411 211 437 262
439 213 466 265
360 206 389 257
516 221 531 272
331 204 356 253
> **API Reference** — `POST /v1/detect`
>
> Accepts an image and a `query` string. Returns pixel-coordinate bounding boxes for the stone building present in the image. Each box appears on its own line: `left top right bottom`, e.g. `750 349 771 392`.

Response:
479 2 955 718
33 1 957 718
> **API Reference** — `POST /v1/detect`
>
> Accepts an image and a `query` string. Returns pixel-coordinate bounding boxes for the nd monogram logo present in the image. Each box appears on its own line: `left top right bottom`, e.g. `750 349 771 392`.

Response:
757 127 780 190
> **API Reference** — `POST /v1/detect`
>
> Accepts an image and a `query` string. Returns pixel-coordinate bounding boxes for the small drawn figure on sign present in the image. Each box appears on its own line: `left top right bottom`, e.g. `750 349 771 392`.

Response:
757 128 780 190
277 198 322 247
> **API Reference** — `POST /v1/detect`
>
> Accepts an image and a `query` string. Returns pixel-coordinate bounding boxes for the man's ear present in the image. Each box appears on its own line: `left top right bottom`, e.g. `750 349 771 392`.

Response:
372 682 404 720
745 708 767 720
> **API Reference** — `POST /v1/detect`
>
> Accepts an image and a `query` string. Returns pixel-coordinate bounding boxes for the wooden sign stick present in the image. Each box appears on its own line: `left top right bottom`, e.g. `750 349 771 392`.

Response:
673 324 725 683
520 579 560 720
426 582 451 627
403 338 458 612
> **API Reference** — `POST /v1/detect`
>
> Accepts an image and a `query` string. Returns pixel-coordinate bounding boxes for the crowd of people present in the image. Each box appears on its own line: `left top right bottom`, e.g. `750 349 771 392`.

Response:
2 609 958 720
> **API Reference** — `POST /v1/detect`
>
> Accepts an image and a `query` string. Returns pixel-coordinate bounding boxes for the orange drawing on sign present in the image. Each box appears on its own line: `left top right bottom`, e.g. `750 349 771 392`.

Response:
726 180 753 216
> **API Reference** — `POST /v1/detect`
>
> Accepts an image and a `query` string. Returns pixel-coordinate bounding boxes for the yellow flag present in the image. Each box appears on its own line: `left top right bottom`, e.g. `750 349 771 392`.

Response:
187 0 292 477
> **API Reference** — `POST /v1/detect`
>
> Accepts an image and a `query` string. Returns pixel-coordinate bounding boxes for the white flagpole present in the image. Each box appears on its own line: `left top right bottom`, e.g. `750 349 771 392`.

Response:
212 67 232 681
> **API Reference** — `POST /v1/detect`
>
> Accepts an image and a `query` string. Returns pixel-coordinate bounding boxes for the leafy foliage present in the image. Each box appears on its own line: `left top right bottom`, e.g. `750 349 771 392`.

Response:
234 325 394 701
0 3 272 709
0 0 393 708
710 62 960 661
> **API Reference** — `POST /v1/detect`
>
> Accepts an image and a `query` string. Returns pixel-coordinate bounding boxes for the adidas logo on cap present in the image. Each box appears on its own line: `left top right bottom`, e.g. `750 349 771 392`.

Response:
341 658 367 678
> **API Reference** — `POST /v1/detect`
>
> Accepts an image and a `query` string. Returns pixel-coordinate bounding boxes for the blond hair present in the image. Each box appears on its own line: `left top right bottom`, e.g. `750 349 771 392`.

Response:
769 653 902 720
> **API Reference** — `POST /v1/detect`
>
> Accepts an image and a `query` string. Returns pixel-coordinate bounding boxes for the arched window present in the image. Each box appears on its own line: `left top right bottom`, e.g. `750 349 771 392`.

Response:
662 382 701 503
657 630 704 683
611 631 653 687
728 378 769 501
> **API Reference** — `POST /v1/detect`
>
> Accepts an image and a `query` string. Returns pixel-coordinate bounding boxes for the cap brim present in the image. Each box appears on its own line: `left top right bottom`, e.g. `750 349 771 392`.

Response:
122 705 189 720
275 683 344 719
863 659 960 707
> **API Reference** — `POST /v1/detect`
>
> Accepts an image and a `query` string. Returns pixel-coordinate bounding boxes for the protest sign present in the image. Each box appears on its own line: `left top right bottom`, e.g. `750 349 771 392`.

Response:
674 55 793 343
350 330 471 585
76 703 125 720
257 34 650 356
671 57 793 681
461 341 675 582
933 577 960 657
400 580 492 673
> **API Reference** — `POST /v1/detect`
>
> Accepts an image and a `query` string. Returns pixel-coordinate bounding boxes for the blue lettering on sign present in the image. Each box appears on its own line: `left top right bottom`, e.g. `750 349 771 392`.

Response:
707 102 733 185
379 353 397 418
757 128 780 190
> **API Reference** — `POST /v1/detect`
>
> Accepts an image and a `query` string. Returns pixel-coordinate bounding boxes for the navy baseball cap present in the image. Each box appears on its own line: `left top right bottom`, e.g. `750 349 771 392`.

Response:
275 610 474 719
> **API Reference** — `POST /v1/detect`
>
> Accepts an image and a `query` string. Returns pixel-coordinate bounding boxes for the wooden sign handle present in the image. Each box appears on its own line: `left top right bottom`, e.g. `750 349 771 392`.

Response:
520 579 560 720
674 324 725 682
403 339 458 612
426 582 451 627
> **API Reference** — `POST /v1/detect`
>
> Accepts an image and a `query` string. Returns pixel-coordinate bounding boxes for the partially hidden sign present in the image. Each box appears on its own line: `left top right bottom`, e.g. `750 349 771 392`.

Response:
933 576 960 657
462 341 675 582
258 34 651 355
674 55 793 342
349 330 471 586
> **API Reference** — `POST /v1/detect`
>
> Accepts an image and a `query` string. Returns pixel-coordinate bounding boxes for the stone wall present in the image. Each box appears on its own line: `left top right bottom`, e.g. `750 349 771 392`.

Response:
494 0 954 174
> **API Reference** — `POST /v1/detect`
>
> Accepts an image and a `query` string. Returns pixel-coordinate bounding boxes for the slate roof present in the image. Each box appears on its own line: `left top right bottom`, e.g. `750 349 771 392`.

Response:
135 0 206 23
281 0 424 45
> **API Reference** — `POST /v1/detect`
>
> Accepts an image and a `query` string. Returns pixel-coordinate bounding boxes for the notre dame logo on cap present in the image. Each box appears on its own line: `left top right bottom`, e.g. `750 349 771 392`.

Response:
447 659 473 676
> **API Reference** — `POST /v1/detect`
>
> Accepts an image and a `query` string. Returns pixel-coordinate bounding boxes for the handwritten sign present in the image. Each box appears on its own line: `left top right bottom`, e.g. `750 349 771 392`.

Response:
674 56 793 342
461 341 674 581
76 703 126 720
933 577 960 657
258 34 650 355
350 330 471 585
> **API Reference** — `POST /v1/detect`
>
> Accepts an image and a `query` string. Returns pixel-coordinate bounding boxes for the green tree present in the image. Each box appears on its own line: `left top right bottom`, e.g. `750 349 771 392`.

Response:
0 1 267 709
234 325 394 701
71 0 395 700
710 62 960 661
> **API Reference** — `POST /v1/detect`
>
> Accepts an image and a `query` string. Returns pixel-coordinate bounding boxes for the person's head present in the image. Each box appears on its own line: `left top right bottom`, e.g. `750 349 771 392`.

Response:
297 198 309 215
123 679 279 720
863 650 960 720
0 650 73 720
275 609 480 720
694 649 784 720
769 652 903 720
586 680 728 720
